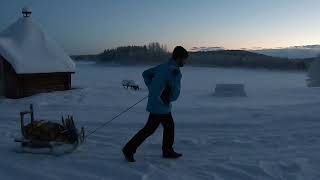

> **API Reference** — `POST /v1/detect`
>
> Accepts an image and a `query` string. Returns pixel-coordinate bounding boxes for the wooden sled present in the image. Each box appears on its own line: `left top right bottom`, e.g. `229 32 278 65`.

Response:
14 104 85 155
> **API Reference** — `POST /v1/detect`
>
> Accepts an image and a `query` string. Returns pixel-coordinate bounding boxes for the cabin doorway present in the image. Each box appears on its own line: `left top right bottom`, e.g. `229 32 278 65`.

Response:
0 58 4 97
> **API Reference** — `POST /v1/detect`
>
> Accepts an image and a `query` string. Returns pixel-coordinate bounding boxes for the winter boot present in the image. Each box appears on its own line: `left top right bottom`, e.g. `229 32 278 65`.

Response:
122 147 135 162
163 151 182 159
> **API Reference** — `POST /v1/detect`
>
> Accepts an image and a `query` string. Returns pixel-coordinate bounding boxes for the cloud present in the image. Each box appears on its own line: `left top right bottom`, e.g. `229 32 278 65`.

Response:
190 46 225 52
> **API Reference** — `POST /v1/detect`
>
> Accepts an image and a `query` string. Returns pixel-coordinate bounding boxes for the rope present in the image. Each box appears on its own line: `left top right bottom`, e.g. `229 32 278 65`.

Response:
85 96 148 138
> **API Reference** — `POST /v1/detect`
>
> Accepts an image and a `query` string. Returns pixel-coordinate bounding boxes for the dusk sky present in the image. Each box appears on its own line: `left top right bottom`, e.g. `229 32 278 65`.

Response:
0 0 320 55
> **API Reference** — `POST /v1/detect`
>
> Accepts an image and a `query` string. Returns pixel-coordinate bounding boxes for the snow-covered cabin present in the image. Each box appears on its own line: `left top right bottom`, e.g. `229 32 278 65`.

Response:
0 8 75 98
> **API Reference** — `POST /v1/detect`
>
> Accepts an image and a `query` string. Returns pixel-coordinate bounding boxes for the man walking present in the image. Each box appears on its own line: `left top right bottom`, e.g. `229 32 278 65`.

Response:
122 46 189 162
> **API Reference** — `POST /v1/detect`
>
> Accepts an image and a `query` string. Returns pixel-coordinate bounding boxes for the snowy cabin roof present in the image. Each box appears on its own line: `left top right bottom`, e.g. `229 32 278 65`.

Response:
0 17 75 74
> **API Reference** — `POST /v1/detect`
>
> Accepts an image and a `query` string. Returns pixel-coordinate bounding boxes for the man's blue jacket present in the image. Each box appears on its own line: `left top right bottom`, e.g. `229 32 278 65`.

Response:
142 59 182 114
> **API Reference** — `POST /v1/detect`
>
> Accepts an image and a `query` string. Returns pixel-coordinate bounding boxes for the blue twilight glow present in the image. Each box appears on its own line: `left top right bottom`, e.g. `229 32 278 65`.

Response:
0 0 319 54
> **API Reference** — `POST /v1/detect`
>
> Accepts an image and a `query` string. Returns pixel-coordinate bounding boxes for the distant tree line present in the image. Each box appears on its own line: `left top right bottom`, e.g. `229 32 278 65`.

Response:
97 42 170 64
71 43 314 70
188 50 310 70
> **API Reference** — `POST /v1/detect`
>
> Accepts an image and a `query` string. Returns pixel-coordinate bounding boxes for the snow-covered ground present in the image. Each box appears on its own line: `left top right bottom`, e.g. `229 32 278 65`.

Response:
1 63 320 180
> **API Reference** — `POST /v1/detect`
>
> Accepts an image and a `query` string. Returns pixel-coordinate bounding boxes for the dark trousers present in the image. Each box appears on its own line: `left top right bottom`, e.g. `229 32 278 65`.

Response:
124 113 175 154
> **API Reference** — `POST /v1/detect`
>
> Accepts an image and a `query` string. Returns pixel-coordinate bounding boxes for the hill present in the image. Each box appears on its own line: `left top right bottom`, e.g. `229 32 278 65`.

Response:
72 44 312 70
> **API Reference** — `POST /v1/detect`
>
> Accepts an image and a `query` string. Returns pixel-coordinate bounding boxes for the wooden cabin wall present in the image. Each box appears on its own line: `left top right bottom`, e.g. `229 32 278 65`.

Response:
0 56 72 98
17 73 72 97
2 59 19 98
0 57 4 96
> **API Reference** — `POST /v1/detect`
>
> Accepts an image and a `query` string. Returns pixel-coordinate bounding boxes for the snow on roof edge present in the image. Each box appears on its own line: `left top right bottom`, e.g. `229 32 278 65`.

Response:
0 17 76 74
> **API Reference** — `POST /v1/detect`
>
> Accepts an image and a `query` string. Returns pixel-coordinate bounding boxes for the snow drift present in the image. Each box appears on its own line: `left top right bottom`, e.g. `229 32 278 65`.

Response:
0 64 319 180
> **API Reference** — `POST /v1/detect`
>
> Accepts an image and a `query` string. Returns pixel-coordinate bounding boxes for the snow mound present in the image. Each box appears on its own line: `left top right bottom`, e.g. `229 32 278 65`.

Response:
213 84 247 97
0 17 75 74
307 60 320 87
